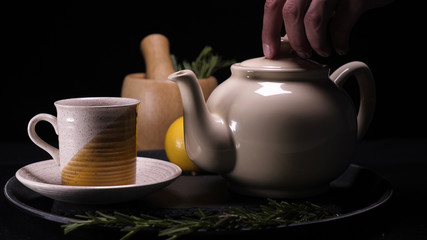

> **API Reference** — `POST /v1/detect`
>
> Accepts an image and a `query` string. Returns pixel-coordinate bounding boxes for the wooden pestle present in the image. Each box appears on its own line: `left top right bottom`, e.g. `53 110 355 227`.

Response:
141 34 175 80
122 34 218 150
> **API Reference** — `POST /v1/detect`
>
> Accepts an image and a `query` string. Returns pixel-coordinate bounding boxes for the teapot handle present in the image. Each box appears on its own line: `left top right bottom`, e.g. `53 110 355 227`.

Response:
330 61 376 140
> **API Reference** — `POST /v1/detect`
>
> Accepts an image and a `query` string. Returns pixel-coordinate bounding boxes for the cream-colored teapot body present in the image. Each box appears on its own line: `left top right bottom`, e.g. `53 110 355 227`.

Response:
169 43 375 198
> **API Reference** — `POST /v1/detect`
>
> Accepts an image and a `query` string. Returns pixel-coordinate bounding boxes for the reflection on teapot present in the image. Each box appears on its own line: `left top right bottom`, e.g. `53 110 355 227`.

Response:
168 38 375 198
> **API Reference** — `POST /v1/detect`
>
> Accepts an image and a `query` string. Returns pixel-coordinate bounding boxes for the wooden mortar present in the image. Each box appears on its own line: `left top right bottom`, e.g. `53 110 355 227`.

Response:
121 34 217 150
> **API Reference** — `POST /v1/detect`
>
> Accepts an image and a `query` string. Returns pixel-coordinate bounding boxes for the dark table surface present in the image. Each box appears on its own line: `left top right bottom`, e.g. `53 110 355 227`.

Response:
1 138 427 240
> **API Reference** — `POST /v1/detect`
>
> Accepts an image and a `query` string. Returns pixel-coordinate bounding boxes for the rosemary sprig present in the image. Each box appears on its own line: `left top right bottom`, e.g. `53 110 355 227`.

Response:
171 46 235 79
62 199 338 240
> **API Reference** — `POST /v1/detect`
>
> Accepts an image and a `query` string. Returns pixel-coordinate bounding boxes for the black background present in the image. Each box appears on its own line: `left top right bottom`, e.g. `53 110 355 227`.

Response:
1 1 425 146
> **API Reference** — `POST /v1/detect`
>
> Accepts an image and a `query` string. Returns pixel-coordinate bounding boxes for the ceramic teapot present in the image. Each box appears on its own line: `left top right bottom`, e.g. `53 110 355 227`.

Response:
168 38 375 198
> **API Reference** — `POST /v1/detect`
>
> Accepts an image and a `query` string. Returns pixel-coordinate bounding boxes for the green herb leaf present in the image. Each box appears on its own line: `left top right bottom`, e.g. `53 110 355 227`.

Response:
171 46 235 78
62 199 338 240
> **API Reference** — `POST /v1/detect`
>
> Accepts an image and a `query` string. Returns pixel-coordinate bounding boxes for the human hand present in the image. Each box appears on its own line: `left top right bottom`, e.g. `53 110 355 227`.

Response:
262 0 394 59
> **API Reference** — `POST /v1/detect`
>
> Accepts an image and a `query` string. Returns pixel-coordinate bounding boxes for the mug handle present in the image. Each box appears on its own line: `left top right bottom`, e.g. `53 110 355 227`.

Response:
28 114 60 165
330 61 376 140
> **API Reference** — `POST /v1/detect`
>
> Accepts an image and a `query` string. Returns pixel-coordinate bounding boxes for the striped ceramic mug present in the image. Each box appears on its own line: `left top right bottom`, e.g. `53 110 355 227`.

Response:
28 97 140 186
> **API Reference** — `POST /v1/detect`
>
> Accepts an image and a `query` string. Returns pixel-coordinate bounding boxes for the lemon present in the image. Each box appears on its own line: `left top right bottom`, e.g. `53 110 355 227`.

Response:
165 117 199 172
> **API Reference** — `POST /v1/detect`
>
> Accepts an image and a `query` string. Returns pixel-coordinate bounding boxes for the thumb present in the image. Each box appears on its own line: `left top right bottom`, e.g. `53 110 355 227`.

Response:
329 2 364 55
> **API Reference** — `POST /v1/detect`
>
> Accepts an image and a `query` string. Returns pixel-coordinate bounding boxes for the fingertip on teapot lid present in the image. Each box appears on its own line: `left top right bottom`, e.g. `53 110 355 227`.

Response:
236 36 327 71
239 54 324 72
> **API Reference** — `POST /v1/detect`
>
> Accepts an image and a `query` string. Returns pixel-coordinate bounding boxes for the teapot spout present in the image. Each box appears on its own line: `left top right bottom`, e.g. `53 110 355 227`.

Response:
168 70 235 173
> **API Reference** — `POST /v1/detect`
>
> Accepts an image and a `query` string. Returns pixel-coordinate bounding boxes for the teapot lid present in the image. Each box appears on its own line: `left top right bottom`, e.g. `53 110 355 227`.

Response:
237 38 327 72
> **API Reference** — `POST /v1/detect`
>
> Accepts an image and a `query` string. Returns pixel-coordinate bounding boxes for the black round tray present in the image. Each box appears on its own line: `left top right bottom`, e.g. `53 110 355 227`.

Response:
4 150 393 238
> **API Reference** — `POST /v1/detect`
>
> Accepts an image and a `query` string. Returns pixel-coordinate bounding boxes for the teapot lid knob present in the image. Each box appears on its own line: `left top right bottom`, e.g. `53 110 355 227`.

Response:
278 37 294 57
